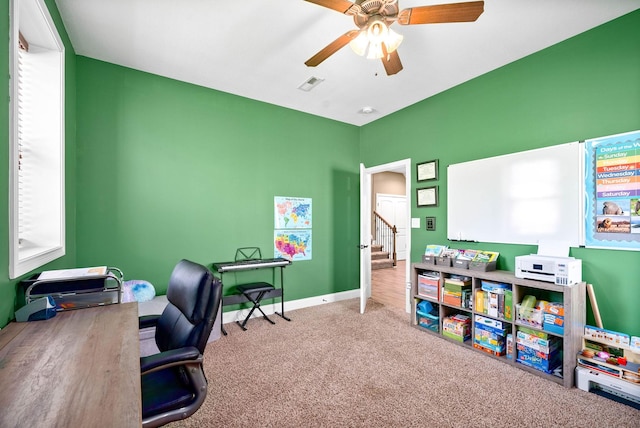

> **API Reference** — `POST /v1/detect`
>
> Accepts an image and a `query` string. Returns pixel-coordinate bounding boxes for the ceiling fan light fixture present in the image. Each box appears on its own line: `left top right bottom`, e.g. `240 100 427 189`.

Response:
365 41 382 59
349 18 403 60
349 31 369 56
385 27 403 53
366 19 388 44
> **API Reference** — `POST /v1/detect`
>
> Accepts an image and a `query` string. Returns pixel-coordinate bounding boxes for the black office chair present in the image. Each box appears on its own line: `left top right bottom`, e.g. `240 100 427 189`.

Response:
139 259 222 428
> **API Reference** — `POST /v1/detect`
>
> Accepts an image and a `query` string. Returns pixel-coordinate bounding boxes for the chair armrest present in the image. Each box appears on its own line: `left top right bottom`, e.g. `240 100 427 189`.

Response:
140 346 202 375
139 314 161 330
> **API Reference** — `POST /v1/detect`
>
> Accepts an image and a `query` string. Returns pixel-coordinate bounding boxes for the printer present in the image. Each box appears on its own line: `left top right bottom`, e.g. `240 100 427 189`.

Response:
515 254 582 285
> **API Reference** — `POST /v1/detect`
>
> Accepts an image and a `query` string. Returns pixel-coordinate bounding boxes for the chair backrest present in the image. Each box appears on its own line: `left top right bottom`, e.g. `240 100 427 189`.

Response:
155 259 222 354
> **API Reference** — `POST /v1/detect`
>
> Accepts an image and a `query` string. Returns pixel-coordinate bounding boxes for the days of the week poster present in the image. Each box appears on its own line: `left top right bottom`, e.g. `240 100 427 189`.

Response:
584 130 640 250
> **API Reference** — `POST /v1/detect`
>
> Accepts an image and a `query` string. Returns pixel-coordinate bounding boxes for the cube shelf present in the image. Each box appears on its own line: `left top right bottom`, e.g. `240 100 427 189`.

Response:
411 262 586 388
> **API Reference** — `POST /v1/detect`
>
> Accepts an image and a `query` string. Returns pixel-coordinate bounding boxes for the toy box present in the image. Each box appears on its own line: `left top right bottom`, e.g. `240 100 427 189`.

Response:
474 314 507 330
516 344 561 373
516 330 560 354
474 322 511 355
506 333 513 359
473 342 505 356
442 314 471 342
543 302 565 317
519 326 549 339
543 313 565 335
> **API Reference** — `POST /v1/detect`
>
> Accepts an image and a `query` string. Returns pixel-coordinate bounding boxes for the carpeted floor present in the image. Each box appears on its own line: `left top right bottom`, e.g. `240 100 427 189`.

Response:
170 299 639 427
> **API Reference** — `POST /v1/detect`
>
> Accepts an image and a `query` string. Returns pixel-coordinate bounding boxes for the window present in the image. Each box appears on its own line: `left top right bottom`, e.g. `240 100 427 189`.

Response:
9 0 65 279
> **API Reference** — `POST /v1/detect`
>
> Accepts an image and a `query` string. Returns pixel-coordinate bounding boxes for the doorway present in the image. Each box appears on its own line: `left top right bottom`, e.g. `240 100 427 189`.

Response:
376 193 407 261
359 159 411 314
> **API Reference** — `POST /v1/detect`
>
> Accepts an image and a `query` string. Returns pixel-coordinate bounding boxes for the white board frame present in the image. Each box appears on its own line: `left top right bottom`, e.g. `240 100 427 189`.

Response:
447 142 584 247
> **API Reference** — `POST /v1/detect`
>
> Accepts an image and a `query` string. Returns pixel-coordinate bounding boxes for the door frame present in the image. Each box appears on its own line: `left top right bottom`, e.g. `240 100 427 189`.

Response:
360 159 412 313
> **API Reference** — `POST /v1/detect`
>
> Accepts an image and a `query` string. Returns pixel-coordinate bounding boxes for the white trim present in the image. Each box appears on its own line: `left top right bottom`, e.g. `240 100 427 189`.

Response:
221 289 360 325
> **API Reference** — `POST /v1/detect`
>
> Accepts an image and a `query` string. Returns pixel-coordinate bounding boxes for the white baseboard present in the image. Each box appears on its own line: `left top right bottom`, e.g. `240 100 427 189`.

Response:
221 289 360 325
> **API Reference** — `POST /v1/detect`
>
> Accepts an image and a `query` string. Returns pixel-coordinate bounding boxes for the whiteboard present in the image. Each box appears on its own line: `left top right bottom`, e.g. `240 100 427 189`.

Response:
447 142 584 246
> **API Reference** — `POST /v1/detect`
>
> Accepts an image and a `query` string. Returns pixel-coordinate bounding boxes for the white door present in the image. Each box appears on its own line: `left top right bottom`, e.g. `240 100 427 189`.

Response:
376 194 407 260
361 159 412 314
359 163 372 314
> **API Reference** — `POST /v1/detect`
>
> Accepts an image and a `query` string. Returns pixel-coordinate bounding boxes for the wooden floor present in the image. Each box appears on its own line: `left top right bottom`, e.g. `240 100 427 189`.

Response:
371 260 406 311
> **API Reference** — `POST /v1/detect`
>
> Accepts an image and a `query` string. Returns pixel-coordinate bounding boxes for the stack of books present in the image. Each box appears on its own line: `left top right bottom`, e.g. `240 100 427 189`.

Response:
515 327 562 374
473 315 512 356
442 276 472 308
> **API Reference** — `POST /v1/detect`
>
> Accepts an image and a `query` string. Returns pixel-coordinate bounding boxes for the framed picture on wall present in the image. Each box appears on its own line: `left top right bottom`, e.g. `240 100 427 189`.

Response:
417 159 438 181
417 186 438 207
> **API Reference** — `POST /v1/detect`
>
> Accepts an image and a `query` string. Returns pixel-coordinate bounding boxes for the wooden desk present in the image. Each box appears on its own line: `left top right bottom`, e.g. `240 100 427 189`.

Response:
0 303 141 427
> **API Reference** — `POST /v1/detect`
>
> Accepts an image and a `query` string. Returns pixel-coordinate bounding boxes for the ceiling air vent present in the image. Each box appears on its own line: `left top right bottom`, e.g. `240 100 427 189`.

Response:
298 76 324 92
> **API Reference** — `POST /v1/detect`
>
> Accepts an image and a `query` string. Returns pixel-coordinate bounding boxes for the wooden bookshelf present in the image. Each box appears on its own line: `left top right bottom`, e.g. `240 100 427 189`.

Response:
411 262 586 388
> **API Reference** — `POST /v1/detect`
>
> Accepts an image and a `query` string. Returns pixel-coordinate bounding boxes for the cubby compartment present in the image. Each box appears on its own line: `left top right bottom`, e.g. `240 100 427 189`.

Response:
473 314 511 356
475 280 512 321
411 262 585 388
441 306 472 344
441 275 472 309
415 298 439 332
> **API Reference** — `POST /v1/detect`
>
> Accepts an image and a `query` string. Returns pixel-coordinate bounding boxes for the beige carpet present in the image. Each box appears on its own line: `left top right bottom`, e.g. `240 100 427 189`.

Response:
170 299 638 427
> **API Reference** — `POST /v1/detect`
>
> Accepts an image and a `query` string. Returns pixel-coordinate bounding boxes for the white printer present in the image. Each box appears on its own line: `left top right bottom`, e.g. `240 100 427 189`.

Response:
515 254 582 285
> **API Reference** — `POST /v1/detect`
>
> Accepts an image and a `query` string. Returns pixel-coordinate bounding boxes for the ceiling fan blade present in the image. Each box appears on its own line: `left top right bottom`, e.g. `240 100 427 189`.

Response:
381 46 403 76
397 1 484 25
305 0 358 14
305 30 359 67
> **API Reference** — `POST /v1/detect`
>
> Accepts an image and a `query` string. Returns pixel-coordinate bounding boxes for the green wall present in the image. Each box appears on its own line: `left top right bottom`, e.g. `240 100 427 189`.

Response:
74 58 360 302
2 5 638 338
361 10 640 335
0 0 77 328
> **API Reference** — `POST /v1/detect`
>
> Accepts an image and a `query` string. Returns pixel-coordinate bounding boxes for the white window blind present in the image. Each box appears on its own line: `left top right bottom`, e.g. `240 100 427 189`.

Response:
16 45 63 257
9 0 65 279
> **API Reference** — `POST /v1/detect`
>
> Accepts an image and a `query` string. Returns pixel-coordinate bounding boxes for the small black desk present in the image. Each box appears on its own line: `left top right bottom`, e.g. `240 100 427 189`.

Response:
212 258 291 334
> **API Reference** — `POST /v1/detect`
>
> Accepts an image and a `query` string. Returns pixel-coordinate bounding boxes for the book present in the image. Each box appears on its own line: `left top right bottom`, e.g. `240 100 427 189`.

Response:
456 249 478 260
424 244 447 256
39 266 108 281
472 251 500 263
441 248 460 259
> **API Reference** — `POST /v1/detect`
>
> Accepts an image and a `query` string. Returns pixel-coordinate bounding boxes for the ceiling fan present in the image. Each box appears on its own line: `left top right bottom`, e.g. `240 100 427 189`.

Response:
304 0 484 75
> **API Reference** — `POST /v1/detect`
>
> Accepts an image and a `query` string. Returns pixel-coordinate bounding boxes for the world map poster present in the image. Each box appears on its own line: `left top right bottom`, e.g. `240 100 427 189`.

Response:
274 196 312 229
584 129 640 250
274 196 312 260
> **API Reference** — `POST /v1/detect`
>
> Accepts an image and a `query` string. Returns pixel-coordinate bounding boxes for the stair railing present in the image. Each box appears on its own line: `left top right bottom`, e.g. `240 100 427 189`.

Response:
373 211 397 267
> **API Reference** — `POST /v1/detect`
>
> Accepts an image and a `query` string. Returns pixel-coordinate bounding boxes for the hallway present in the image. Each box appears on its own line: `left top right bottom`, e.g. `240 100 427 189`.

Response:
371 260 406 311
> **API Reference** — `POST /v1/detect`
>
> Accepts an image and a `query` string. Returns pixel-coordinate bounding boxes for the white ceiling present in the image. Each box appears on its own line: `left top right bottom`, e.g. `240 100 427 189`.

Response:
53 0 640 126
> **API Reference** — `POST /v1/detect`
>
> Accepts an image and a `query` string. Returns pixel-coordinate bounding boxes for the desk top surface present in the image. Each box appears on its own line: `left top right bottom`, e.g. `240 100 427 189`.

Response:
0 303 141 427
